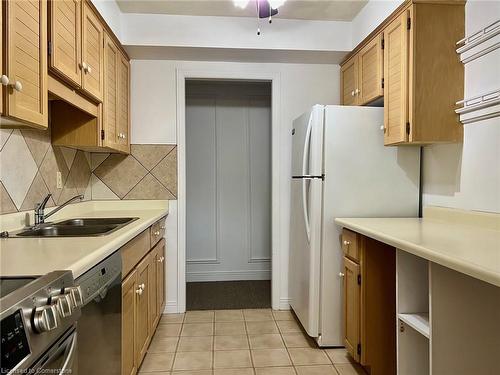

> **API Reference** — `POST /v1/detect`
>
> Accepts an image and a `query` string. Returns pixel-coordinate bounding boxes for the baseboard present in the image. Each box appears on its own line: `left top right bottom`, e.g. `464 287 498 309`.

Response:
164 300 179 314
279 297 291 310
186 269 271 282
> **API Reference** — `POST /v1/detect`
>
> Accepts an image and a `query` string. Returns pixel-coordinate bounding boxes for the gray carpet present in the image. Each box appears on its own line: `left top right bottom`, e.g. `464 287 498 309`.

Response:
186 280 271 311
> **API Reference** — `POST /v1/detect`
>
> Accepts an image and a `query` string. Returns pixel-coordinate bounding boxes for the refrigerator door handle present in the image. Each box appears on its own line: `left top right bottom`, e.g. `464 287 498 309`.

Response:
302 178 310 243
301 113 314 243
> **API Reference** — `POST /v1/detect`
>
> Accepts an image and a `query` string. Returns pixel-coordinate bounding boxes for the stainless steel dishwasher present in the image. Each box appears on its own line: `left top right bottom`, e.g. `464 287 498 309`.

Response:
75 251 122 375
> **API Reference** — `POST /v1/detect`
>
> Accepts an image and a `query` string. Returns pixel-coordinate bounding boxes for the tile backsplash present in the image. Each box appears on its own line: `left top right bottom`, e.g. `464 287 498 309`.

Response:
0 128 177 215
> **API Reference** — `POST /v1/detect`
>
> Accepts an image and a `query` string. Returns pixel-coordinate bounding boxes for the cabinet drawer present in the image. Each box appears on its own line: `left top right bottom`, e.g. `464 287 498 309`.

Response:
121 229 151 278
150 217 166 246
342 229 360 262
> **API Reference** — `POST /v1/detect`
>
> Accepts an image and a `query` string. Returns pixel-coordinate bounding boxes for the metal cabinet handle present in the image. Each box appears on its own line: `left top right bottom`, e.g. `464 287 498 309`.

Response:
140 283 145 290
135 287 143 295
80 62 87 71
1 75 9 86
154 230 160 236
86 64 92 74
355 88 360 95
10 81 22 92
351 90 355 97
343 240 350 246
339 272 345 278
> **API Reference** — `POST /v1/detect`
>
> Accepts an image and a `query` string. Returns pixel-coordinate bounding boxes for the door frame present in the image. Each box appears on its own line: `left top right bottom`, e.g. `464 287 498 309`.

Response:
176 69 282 312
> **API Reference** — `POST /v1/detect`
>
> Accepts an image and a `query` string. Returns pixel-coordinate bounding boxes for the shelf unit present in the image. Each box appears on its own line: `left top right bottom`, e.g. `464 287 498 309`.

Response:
396 250 430 375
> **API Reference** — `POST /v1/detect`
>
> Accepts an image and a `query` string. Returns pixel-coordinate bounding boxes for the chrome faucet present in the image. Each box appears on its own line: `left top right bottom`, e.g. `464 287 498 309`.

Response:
34 194 84 225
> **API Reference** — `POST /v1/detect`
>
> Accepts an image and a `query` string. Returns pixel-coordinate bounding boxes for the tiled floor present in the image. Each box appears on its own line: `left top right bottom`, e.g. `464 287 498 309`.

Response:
139 309 366 375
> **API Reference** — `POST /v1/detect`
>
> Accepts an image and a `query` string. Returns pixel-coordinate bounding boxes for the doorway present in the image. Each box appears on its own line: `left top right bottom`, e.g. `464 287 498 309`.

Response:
185 80 272 310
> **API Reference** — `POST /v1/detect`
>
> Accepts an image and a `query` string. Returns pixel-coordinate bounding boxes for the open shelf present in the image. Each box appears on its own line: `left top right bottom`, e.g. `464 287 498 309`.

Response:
398 313 429 338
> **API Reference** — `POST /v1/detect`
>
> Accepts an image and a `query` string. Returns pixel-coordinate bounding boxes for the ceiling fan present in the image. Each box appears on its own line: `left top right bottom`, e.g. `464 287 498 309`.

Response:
234 0 287 35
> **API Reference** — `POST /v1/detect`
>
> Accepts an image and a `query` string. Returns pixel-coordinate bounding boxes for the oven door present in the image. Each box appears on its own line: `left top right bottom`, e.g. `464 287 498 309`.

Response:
33 328 78 375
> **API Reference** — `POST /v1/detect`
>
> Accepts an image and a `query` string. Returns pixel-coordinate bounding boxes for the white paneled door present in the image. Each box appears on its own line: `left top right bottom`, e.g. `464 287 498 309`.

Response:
186 82 272 282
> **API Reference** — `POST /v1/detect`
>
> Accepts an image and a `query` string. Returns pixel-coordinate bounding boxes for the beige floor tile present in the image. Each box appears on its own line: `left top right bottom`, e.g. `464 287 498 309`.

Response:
214 368 255 375
295 365 338 375
181 323 214 337
185 310 215 323
246 321 279 335
272 311 295 321
324 349 353 365
139 352 174 372
276 320 302 334
215 309 244 322
171 371 211 375
215 322 247 335
254 367 296 375
251 349 292 367
214 350 252 369
156 324 183 337
160 313 185 324
148 336 179 353
248 334 284 349
177 336 213 352
214 335 249 350
281 333 315 348
334 363 366 375
288 349 330 366
244 309 274 321
139 372 171 375
173 351 213 371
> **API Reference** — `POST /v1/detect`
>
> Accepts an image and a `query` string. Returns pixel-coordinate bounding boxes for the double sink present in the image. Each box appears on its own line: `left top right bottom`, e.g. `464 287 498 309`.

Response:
15 217 139 237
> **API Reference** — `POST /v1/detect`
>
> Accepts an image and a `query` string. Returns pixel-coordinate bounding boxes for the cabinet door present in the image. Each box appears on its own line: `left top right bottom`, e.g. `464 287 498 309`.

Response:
102 32 119 149
344 256 361 362
1 1 3 115
49 0 81 87
135 256 151 366
81 1 103 101
358 34 384 105
340 57 358 106
156 239 166 315
4 0 48 128
148 249 159 331
122 270 138 375
383 11 409 145
117 53 130 151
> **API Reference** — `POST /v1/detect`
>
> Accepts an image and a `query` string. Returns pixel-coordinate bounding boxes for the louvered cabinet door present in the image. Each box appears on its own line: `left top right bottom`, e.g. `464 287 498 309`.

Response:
81 1 103 101
135 256 151 367
49 0 81 87
383 10 410 145
122 269 138 375
1 1 3 116
340 57 358 106
344 256 361 363
102 33 119 149
4 0 48 128
117 53 130 152
358 34 384 105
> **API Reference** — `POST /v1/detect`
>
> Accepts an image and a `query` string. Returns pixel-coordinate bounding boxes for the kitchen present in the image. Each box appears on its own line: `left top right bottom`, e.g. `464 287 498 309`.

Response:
0 1 499 375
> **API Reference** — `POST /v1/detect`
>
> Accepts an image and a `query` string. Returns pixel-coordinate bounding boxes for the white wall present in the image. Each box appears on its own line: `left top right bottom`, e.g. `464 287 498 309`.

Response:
90 0 122 39
131 60 339 311
186 83 272 282
422 1 500 213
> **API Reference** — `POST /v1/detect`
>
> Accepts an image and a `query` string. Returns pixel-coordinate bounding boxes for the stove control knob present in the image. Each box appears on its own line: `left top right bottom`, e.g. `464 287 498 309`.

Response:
52 294 73 318
65 286 84 308
33 304 59 333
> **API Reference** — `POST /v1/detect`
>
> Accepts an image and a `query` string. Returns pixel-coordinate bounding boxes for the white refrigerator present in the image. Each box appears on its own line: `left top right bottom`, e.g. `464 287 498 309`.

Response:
289 105 420 347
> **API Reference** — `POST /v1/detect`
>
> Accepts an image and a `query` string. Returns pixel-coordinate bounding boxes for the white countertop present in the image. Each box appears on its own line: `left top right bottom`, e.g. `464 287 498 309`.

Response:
335 212 500 287
0 200 169 278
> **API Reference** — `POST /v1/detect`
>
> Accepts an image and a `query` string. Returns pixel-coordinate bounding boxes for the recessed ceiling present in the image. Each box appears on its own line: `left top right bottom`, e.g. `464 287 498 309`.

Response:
116 0 368 21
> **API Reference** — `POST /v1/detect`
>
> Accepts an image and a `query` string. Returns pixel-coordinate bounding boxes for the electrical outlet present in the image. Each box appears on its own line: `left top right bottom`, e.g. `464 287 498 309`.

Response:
56 171 62 189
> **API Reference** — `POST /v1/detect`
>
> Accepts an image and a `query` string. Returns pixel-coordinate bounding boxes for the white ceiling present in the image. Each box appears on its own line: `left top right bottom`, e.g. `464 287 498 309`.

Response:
116 0 368 21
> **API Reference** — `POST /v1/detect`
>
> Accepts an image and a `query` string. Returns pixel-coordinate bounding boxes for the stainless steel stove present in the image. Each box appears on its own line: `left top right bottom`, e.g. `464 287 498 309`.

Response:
0 271 82 374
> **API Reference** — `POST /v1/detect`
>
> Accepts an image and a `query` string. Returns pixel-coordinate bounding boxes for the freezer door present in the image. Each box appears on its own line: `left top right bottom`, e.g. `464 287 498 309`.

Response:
291 105 324 178
289 176 323 337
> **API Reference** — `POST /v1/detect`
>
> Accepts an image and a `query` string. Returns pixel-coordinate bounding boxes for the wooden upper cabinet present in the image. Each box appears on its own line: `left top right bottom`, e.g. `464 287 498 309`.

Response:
122 269 138 375
358 34 384 106
118 53 130 151
2 0 48 129
103 32 119 149
344 256 361 362
340 57 358 106
49 0 81 87
383 11 408 145
81 1 104 101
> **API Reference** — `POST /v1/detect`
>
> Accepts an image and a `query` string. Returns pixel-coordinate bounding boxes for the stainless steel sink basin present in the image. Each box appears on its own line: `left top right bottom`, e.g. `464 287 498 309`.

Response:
13 217 139 237
56 217 137 226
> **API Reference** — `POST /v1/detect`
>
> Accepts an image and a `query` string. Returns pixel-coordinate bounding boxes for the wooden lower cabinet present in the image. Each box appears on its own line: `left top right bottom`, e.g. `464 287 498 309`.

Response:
342 229 396 375
121 219 167 375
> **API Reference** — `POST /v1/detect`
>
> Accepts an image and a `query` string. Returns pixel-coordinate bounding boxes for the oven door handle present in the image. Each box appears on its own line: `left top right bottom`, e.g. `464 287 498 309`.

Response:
60 331 77 373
